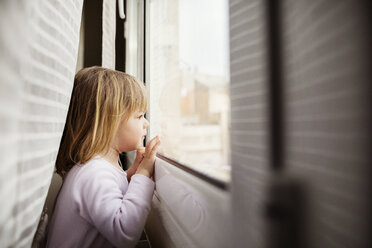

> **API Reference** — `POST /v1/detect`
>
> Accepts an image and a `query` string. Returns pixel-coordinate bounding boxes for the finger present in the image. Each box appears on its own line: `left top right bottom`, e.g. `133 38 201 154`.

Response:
135 148 145 160
149 140 160 158
136 147 145 155
149 140 161 157
145 136 158 147
145 136 158 155
135 156 144 164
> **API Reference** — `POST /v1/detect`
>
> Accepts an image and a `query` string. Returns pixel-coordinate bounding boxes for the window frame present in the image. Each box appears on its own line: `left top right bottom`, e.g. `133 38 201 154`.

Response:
125 0 145 81
142 0 230 190
137 1 232 246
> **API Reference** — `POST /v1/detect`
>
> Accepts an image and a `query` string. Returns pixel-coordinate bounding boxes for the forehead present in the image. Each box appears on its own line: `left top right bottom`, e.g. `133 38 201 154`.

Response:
129 110 145 118
133 109 145 114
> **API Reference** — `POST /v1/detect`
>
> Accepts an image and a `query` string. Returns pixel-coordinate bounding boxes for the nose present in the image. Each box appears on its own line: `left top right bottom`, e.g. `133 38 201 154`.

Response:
144 117 149 128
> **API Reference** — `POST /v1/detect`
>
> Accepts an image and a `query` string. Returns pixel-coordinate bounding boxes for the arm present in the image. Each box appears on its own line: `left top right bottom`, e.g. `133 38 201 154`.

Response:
75 137 160 247
76 168 154 248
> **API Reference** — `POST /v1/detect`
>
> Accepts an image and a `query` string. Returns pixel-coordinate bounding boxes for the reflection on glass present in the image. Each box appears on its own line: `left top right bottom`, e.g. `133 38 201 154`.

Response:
147 0 230 182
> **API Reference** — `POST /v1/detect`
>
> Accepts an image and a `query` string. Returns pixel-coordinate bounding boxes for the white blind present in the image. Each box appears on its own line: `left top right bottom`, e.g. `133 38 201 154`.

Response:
229 0 269 247
0 0 83 247
230 0 372 247
282 0 372 246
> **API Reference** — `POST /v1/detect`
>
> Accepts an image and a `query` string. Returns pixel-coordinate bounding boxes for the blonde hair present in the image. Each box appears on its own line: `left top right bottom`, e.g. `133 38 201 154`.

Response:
56 66 148 178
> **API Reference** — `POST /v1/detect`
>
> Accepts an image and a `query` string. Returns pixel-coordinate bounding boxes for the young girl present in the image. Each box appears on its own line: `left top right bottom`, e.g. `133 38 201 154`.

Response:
47 66 160 248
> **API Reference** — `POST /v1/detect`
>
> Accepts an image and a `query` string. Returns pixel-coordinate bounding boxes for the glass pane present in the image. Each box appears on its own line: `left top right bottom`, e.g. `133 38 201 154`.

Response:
147 0 230 182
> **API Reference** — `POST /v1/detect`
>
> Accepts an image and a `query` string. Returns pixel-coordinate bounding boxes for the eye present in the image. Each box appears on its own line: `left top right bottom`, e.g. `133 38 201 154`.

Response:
138 114 144 119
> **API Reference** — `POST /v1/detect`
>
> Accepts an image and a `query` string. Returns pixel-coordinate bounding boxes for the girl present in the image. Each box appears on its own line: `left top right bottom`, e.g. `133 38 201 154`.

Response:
47 66 160 248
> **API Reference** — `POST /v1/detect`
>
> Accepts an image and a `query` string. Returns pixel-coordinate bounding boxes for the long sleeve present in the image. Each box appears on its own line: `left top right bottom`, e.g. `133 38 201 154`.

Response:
74 166 154 248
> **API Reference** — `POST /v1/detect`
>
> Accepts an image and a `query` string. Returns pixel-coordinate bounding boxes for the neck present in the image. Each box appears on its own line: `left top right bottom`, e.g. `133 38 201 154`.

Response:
100 147 122 170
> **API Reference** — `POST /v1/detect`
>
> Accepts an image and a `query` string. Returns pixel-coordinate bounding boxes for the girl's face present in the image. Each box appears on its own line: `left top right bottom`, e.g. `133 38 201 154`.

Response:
113 111 149 152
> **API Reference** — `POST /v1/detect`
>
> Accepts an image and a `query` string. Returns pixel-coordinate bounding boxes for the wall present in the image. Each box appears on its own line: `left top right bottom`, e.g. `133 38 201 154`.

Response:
0 0 83 247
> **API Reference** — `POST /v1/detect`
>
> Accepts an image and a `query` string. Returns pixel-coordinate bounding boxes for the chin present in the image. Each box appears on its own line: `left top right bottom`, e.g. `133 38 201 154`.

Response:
121 144 139 152
136 142 144 148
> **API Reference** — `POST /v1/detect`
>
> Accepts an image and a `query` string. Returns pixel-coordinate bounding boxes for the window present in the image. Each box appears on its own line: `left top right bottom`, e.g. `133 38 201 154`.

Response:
146 0 230 182
126 0 145 80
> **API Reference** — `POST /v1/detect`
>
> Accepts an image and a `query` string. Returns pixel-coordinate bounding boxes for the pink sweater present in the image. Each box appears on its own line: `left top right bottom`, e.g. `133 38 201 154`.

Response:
46 157 155 248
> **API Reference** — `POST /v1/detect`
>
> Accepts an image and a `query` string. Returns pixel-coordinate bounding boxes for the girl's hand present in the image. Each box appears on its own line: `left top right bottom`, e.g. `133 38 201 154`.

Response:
136 136 161 178
133 147 145 167
125 147 145 181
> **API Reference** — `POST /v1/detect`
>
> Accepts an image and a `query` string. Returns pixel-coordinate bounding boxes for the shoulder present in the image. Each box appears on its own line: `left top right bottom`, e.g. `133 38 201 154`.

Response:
66 157 125 191
79 157 123 178
69 158 126 205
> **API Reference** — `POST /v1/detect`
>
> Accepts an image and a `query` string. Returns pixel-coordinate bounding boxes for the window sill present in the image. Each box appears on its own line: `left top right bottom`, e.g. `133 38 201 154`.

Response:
156 153 229 190
145 155 232 248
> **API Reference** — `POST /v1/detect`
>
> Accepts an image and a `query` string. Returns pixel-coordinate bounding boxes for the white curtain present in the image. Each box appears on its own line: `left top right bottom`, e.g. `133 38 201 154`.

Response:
102 0 116 69
0 0 83 247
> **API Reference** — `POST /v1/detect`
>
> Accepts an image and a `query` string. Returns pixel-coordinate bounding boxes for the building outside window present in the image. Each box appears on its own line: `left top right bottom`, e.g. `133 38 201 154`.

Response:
146 0 230 182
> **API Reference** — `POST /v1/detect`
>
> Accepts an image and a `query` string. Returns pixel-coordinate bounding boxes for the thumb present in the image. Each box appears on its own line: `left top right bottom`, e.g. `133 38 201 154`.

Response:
136 147 146 157
137 147 146 155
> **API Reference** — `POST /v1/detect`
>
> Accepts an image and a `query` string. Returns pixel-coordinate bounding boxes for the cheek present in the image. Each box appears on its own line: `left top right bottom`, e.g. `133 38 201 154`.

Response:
120 123 141 142
115 124 131 144
115 131 139 151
